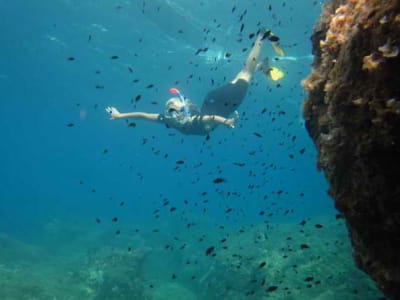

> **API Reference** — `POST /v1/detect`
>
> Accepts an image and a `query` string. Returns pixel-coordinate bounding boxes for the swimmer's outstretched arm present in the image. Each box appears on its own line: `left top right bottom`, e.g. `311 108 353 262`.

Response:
201 114 236 128
106 106 159 122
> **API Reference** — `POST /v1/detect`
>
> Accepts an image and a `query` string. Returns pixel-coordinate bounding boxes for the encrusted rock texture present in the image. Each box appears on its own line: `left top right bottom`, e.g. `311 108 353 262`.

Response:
302 0 400 299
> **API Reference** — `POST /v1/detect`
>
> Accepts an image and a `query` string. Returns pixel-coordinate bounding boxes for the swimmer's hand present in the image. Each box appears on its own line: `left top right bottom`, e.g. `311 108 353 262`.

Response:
224 118 236 129
105 106 122 120
225 111 240 128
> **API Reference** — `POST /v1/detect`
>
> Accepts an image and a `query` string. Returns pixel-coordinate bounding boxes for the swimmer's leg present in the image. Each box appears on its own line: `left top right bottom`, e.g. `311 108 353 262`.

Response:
231 34 263 84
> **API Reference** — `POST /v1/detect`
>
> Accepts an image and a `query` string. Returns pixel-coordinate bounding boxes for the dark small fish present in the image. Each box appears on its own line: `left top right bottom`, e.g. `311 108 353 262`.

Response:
170 207 177 212
112 217 118 222
259 261 266 268
115 230 120 235
103 149 108 154
88 35 92 42
300 244 310 249
110 55 119 59
240 23 245 33
248 33 255 39
95 218 101 224
224 52 232 58
176 160 184 165
67 57 75 61
233 162 245 167
135 95 141 102
304 276 314 282
205 246 215 256
171 274 177 279
315 224 323 229
231 5 236 13
146 84 154 89
128 67 133 73
128 122 136 128
119 201 124 206
67 123 74 127
299 148 306 154
266 286 278 292
253 132 262 138
225 208 232 214
95 85 104 89
213 178 226 184
195 47 209 55
299 220 307 226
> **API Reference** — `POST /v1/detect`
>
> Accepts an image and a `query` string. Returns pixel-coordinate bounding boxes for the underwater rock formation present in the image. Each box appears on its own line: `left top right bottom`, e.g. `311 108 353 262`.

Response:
303 0 400 299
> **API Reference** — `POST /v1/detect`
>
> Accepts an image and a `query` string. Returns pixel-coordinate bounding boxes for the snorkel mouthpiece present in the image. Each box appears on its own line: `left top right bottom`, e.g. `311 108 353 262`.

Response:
169 87 190 117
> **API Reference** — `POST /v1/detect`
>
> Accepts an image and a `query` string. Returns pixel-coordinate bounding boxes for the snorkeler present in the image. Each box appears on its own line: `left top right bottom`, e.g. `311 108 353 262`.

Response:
106 33 279 136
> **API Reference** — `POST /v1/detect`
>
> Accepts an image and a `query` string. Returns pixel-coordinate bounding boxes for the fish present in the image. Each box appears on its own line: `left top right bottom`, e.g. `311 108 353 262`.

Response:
205 246 215 256
266 286 278 292
300 244 310 249
213 178 226 184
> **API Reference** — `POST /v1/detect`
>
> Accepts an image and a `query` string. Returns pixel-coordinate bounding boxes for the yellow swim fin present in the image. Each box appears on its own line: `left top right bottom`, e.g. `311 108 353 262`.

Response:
268 67 285 81
271 42 285 56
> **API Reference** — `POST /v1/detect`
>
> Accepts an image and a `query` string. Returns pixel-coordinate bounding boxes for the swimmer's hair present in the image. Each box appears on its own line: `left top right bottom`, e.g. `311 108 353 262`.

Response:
165 97 182 109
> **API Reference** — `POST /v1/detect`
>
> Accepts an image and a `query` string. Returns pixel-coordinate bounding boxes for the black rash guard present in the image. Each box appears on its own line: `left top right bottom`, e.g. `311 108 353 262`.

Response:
158 79 249 135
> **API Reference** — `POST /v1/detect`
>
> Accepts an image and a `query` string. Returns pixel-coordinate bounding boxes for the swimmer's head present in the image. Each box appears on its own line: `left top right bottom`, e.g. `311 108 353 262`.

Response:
165 97 185 115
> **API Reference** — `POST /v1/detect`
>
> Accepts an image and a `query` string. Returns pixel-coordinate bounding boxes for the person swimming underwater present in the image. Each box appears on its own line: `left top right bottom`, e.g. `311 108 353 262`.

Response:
106 33 279 136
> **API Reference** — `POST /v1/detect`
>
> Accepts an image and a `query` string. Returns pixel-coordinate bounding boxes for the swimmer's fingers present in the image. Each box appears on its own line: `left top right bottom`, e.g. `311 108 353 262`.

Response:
225 118 236 129
105 106 121 120
233 110 240 120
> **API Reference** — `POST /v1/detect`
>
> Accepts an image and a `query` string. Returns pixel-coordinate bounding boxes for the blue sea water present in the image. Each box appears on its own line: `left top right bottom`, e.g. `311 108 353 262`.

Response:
0 1 386 299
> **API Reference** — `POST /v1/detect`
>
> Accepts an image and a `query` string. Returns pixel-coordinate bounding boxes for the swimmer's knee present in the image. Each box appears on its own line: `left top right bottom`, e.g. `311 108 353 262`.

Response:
231 71 252 84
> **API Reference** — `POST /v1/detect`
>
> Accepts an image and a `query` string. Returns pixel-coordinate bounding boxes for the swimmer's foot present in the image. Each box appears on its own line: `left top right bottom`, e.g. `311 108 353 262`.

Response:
256 57 270 74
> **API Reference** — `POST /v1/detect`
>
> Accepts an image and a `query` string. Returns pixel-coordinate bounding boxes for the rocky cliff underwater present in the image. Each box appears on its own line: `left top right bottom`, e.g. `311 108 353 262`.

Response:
303 0 400 299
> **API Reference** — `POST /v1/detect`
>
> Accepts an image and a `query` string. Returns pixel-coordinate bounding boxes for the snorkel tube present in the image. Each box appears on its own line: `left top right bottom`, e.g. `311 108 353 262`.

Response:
169 87 190 117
